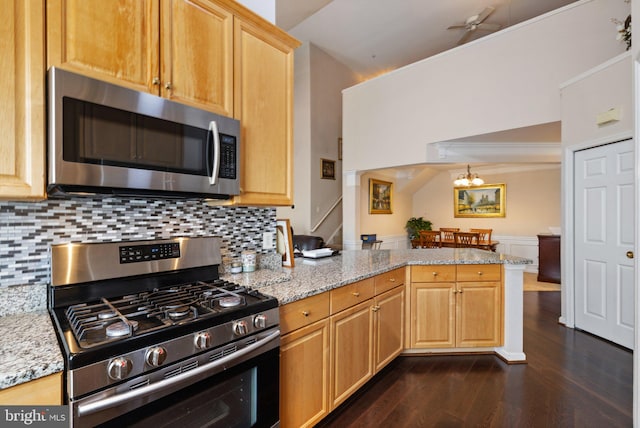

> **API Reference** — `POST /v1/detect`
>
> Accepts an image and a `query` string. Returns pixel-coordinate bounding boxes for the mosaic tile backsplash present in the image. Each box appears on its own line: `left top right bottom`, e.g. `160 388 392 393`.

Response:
0 197 276 314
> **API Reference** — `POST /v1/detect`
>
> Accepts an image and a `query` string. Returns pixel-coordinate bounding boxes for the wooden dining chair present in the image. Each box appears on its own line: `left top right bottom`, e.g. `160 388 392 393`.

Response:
470 228 492 250
453 231 479 248
418 230 441 248
439 228 459 244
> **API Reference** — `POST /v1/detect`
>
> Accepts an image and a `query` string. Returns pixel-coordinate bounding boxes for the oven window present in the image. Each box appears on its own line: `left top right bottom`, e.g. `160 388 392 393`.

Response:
95 348 279 428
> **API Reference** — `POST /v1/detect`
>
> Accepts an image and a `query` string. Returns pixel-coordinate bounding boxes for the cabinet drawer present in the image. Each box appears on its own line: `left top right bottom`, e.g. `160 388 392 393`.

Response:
280 292 330 335
374 268 405 295
456 264 501 282
331 278 374 314
411 265 456 283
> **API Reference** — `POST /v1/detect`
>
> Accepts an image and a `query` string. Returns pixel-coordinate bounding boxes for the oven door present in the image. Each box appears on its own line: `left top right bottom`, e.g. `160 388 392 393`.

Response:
72 329 279 428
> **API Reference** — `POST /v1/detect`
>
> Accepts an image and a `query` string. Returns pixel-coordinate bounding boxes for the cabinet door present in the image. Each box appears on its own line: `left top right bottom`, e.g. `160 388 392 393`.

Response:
0 373 62 405
456 281 502 347
233 17 297 206
374 286 404 372
280 319 330 428
47 0 160 94
0 0 46 199
160 0 233 116
410 282 455 348
330 299 374 409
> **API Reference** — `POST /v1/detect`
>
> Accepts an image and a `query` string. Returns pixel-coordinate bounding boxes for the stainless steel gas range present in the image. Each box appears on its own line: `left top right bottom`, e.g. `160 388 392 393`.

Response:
48 237 280 428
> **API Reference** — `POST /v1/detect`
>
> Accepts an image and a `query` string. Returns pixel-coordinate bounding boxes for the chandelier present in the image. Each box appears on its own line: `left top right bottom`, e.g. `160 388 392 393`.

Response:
453 164 484 186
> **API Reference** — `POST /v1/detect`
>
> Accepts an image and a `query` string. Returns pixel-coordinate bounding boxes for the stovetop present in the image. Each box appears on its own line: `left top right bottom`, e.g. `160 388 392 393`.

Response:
63 279 273 349
48 237 279 370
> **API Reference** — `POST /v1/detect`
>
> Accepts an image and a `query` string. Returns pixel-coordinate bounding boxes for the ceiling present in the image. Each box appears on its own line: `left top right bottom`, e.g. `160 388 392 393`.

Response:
276 0 578 79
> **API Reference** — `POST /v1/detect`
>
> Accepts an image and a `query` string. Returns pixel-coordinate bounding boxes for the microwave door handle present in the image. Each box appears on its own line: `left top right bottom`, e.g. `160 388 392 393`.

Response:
207 121 220 185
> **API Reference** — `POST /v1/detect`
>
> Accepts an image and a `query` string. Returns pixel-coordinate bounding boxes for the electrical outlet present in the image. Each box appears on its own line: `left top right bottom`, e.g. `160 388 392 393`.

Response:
262 232 275 250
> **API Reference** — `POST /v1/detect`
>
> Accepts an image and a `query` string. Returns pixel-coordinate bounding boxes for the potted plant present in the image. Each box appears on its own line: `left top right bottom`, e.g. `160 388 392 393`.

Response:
405 217 432 247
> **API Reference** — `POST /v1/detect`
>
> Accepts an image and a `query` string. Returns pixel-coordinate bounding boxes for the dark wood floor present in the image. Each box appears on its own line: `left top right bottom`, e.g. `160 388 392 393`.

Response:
316 292 633 427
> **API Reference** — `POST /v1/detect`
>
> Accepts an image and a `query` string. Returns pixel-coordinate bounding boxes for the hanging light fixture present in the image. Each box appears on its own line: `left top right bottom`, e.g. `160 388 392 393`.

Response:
453 164 484 186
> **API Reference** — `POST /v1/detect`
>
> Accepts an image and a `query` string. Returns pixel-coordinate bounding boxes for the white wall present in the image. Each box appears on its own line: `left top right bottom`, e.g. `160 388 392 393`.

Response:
341 0 628 247
236 0 275 23
356 172 414 249
278 43 358 239
414 166 561 236
342 0 629 173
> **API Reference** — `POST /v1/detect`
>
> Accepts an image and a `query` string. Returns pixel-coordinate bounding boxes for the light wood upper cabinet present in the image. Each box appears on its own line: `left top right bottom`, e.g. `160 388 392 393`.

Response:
160 0 233 116
47 0 160 94
47 0 234 117
0 0 46 199
232 17 298 206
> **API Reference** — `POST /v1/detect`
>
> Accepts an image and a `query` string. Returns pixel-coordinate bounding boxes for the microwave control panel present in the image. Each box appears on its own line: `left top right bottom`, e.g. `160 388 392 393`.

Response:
219 134 237 179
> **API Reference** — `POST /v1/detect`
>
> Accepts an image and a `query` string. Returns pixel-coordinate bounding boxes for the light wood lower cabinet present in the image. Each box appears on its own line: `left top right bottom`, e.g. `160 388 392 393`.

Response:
330 299 375 409
373 286 404 372
280 318 330 428
410 264 503 348
0 373 62 405
280 269 405 427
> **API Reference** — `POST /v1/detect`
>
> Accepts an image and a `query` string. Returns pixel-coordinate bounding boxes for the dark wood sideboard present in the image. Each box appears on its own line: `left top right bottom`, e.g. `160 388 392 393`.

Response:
537 234 561 283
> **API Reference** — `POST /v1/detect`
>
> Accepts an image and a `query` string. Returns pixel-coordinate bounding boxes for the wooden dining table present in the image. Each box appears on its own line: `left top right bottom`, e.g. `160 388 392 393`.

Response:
439 236 499 252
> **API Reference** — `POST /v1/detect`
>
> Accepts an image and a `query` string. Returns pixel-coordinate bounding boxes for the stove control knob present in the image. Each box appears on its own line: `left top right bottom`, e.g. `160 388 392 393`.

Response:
194 332 211 349
253 314 267 329
145 346 167 367
107 357 132 381
233 320 248 336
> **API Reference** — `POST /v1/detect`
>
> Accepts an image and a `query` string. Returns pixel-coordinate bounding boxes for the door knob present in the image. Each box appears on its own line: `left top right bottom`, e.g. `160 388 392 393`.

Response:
626 251 634 259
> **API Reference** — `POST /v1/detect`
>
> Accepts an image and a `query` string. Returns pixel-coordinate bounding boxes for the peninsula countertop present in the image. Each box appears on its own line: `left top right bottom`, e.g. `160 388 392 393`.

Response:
223 248 531 305
0 248 530 392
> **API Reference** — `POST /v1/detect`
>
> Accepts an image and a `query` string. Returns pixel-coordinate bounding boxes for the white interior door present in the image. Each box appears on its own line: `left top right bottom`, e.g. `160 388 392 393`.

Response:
574 138 635 349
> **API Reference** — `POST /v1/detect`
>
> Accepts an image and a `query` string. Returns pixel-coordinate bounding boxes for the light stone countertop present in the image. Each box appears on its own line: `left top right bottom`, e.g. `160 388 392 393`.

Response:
0 311 64 390
223 248 531 305
1 248 529 392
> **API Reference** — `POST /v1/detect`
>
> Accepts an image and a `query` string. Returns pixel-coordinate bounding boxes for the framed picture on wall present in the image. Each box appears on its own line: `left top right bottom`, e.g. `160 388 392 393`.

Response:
454 183 506 218
276 219 295 267
369 179 393 214
321 159 336 179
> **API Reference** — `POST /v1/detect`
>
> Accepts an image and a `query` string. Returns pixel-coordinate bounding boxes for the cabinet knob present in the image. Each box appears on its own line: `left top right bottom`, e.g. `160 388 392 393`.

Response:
477 271 483 276
389 278 396 282
302 310 309 317
432 272 438 277
164 82 172 90
459 288 464 293
152 77 160 85
352 292 360 297
372 305 380 312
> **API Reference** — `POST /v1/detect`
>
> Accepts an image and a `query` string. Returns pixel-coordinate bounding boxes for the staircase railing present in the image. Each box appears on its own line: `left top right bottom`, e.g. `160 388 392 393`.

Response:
311 196 342 233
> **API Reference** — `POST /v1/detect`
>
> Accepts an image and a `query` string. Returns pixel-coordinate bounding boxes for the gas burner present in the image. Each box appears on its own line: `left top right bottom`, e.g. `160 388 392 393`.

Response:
98 311 117 320
106 320 139 337
219 296 242 308
167 305 191 319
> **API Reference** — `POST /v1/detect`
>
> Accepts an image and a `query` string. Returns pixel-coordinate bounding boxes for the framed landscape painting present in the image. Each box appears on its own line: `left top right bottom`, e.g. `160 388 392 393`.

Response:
454 184 506 218
369 179 393 214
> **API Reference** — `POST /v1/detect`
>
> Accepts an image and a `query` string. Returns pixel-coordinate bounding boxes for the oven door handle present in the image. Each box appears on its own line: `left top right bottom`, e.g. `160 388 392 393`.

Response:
76 329 280 418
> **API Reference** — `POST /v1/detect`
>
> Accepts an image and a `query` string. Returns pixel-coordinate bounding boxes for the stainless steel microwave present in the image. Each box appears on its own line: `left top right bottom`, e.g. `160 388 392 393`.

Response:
47 67 240 199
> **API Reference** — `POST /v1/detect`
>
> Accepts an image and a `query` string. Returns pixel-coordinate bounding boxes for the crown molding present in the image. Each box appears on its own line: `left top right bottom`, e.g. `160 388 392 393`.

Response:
427 141 561 163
